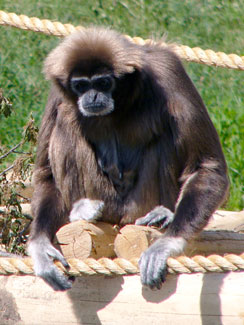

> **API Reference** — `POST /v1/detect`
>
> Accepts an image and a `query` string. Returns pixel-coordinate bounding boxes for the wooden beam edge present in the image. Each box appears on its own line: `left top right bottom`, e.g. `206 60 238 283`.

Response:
1 272 244 325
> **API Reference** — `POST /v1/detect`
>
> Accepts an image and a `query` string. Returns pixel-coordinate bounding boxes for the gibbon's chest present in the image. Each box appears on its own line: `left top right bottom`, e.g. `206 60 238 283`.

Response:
92 135 144 199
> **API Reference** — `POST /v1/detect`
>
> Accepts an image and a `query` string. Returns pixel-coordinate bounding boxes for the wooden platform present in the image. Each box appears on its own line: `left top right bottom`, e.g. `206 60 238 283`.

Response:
1 210 244 324
1 272 244 325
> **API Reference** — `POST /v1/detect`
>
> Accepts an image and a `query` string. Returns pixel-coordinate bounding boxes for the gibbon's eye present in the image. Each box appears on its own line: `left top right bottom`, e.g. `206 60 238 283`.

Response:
71 78 91 95
93 76 114 92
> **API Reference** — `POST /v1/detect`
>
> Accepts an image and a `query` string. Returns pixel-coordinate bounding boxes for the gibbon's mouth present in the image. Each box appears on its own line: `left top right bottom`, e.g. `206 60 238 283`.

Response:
78 98 114 117
82 106 114 117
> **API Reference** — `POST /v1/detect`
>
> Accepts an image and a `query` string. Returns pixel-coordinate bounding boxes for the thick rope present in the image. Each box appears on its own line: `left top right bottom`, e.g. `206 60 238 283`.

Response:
1 254 244 276
0 10 244 71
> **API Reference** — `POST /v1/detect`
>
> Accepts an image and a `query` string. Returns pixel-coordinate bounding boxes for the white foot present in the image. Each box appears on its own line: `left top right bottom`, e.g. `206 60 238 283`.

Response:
69 198 104 222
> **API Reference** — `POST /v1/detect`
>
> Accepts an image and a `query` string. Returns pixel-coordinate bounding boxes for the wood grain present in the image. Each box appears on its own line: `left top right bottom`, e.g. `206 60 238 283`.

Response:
1 272 244 325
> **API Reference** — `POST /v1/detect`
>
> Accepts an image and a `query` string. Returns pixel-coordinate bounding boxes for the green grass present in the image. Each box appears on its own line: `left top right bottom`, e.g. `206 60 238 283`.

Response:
0 0 243 210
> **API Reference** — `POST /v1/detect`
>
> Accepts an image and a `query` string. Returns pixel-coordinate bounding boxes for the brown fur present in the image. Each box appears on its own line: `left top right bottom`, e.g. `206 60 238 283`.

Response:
44 28 143 82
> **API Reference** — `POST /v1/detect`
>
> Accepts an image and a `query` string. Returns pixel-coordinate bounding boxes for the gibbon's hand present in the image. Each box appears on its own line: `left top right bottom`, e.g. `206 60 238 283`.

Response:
139 236 186 289
28 236 73 291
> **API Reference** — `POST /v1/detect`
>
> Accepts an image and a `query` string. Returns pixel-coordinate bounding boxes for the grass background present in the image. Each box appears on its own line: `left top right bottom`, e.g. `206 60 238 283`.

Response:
0 0 243 210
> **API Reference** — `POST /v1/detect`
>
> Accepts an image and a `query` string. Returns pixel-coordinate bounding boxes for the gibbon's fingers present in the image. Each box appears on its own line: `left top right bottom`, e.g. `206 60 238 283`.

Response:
136 206 174 229
28 236 72 291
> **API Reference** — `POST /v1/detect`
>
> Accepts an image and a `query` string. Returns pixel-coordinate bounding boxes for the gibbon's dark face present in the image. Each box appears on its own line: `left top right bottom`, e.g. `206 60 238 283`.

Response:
70 73 116 117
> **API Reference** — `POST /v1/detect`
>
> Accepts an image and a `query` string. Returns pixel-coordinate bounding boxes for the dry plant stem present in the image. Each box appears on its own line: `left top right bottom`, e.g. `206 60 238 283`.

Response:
0 164 14 177
0 142 22 161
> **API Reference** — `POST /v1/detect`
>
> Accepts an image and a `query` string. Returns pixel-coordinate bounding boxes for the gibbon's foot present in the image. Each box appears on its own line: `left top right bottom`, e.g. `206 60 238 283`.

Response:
135 206 174 229
69 198 104 223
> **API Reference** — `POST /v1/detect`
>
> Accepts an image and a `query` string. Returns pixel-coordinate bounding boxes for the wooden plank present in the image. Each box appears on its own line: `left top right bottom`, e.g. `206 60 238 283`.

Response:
1 272 244 324
206 210 244 232
115 226 244 259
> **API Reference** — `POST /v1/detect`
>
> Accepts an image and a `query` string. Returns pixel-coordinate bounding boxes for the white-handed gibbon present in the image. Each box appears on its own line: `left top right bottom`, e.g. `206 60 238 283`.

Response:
28 28 229 291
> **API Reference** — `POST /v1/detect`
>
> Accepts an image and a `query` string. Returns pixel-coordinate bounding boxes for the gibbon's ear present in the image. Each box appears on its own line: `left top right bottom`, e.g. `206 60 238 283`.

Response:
43 27 143 85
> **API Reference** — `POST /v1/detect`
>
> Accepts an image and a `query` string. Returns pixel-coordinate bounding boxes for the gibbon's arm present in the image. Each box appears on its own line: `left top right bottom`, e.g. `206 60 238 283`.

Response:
29 89 73 291
139 94 229 289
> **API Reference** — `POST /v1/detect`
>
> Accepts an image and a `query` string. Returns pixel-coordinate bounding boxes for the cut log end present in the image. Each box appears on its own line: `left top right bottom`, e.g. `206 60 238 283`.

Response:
55 220 119 260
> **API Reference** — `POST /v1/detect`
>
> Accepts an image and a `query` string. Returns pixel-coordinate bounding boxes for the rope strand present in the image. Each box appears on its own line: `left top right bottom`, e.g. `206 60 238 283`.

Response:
0 10 244 70
1 254 244 277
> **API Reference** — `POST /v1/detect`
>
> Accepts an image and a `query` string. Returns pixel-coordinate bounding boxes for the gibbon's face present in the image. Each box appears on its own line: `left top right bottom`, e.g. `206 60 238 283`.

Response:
70 73 116 117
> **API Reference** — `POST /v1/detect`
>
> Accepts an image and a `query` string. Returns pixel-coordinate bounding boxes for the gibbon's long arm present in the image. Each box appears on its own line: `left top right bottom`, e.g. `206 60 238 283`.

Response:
29 90 73 290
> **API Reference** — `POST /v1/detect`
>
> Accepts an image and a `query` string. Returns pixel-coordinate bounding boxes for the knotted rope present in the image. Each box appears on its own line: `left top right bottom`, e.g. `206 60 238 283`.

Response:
1 254 244 276
0 10 244 71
